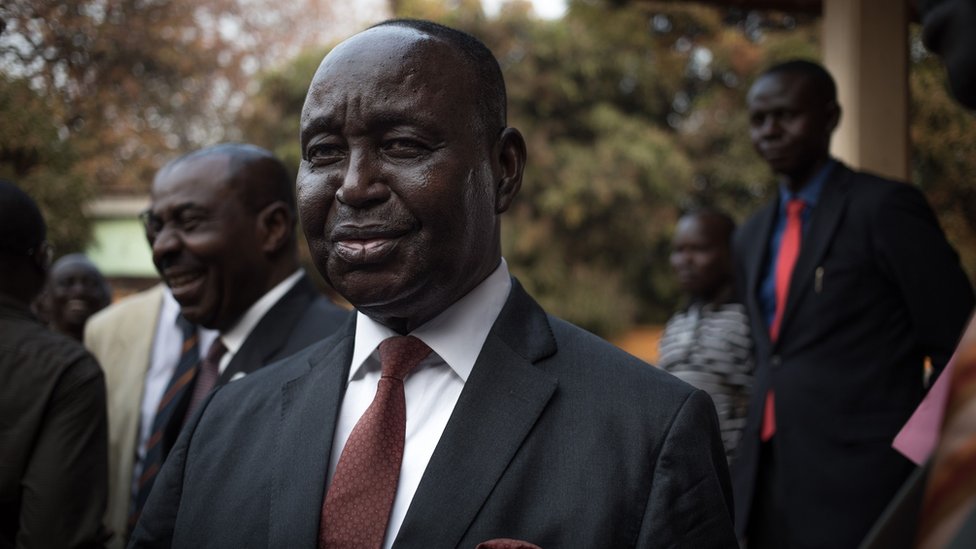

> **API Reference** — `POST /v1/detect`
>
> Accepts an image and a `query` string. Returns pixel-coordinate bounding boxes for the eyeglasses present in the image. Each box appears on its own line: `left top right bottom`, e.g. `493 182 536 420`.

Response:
138 207 211 242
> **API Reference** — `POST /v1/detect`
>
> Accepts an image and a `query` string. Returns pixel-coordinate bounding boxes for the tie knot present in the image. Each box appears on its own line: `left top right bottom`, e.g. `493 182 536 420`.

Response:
205 338 228 365
786 199 806 218
379 336 432 380
176 313 196 339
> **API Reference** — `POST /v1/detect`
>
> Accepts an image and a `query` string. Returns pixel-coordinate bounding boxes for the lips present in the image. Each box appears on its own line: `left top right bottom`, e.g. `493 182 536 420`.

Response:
331 224 411 265
63 299 91 316
163 267 206 301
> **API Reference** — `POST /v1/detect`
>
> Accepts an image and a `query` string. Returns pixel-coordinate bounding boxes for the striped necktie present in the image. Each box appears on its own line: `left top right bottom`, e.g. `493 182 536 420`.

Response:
128 313 200 531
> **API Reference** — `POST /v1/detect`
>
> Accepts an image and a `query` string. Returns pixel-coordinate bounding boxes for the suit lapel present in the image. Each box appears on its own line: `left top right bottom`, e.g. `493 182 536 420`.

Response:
394 281 558 548
269 318 356 548
745 201 778 351
778 165 851 341
218 275 316 384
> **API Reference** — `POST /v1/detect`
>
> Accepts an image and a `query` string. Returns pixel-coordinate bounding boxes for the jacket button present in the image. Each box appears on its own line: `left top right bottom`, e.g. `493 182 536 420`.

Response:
771 355 782 367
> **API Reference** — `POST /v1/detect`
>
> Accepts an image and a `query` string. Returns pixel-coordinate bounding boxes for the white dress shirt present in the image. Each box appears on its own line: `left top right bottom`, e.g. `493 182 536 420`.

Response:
330 259 512 549
216 269 304 376
133 289 218 496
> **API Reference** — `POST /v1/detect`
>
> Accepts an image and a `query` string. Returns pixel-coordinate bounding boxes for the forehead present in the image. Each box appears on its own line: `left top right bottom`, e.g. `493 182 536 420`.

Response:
675 215 724 244
747 72 817 110
52 259 100 280
151 154 235 208
301 27 477 134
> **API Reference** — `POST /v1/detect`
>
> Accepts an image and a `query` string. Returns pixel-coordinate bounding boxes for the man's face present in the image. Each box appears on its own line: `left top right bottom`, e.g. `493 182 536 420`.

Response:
297 27 508 331
922 0 976 109
146 155 267 330
747 72 836 180
48 258 110 332
669 215 731 300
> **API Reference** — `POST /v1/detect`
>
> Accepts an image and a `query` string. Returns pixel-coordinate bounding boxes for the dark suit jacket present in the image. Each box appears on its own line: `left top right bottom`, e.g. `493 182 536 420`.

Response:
161 273 349 457
131 280 737 548
731 163 975 548
0 297 109 548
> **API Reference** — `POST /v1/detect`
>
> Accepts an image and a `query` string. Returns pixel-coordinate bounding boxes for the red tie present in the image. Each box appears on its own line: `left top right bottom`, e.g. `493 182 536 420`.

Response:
319 336 432 549
762 198 806 442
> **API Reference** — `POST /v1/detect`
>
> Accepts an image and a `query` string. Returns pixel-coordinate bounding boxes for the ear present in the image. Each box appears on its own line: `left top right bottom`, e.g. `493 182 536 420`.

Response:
256 201 294 255
825 100 841 134
493 127 526 215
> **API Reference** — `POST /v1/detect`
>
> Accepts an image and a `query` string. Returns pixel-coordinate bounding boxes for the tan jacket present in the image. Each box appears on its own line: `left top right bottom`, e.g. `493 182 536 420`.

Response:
84 284 164 549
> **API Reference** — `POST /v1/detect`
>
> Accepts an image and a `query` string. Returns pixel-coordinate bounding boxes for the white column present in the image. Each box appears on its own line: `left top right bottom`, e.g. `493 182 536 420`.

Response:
822 0 909 181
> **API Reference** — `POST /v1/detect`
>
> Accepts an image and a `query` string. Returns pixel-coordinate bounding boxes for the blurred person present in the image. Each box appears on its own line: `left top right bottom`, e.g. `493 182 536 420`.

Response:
40 253 111 341
732 60 974 549
0 179 109 548
84 284 215 549
85 143 348 545
921 0 976 110
129 20 736 548
658 208 754 461
858 3 976 548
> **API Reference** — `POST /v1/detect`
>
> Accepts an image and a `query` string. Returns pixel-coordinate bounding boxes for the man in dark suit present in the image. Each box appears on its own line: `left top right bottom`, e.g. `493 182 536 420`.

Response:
130 20 736 548
732 59 975 549
0 180 109 548
120 143 348 531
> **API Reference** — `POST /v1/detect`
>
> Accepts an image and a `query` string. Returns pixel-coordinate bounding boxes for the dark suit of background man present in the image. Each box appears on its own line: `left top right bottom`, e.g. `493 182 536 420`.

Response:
116 143 348 532
131 19 737 548
0 180 109 548
731 59 976 549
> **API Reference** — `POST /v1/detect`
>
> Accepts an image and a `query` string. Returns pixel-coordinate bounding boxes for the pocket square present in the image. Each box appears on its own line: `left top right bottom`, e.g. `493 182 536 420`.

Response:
229 371 247 382
475 539 542 549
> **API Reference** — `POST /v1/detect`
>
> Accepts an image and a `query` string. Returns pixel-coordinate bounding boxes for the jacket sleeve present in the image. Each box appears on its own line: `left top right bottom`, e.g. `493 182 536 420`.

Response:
872 183 976 375
128 387 221 548
18 355 109 549
635 388 738 548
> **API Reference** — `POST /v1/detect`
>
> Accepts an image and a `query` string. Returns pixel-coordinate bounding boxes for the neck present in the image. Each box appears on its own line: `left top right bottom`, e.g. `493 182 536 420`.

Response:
778 155 830 194
692 283 733 308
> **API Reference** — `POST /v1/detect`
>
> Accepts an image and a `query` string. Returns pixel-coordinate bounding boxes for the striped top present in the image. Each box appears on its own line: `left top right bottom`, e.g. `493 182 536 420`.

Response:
658 301 755 461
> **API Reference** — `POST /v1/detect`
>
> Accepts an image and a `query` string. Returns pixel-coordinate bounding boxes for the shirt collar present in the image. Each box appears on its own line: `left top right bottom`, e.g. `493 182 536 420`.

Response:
221 269 304 355
350 258 513 383
779 158 836 209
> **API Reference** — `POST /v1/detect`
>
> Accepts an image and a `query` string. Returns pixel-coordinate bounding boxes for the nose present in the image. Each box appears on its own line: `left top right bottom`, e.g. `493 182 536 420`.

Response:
151 224 182 269
335 149 390 208
756 115 781 139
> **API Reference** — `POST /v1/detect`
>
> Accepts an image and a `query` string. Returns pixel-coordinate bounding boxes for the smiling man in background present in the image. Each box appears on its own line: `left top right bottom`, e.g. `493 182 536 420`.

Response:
88 143 348 544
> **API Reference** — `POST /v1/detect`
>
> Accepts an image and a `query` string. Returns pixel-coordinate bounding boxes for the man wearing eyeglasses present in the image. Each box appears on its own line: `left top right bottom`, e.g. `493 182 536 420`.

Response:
1 179 110 548
85 143 348 548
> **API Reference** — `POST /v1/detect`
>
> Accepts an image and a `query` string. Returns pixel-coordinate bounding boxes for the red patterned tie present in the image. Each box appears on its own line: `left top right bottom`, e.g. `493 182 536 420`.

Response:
319 335 432 549
762 198 806 442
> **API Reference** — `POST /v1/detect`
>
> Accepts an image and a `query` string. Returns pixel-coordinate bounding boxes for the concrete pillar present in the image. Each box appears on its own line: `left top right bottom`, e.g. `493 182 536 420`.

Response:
822 0 909 181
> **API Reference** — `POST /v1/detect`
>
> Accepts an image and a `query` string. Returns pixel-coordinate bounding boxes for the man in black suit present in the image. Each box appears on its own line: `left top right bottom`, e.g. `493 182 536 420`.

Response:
732 60 975 549
0 180 109 547
122 143 348 529
130 20 736 548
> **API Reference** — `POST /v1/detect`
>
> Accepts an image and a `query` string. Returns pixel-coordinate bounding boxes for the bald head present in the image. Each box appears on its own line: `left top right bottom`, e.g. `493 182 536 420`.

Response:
146 143 300 330
159 143 296 218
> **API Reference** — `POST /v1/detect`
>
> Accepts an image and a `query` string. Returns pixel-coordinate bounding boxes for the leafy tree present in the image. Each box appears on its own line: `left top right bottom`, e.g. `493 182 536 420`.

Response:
909 29 976 280
0 75 91 254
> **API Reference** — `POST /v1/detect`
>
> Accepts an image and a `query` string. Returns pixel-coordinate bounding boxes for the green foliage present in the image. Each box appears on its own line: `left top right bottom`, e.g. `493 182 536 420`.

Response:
0 77 92 254
909 28 976 281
